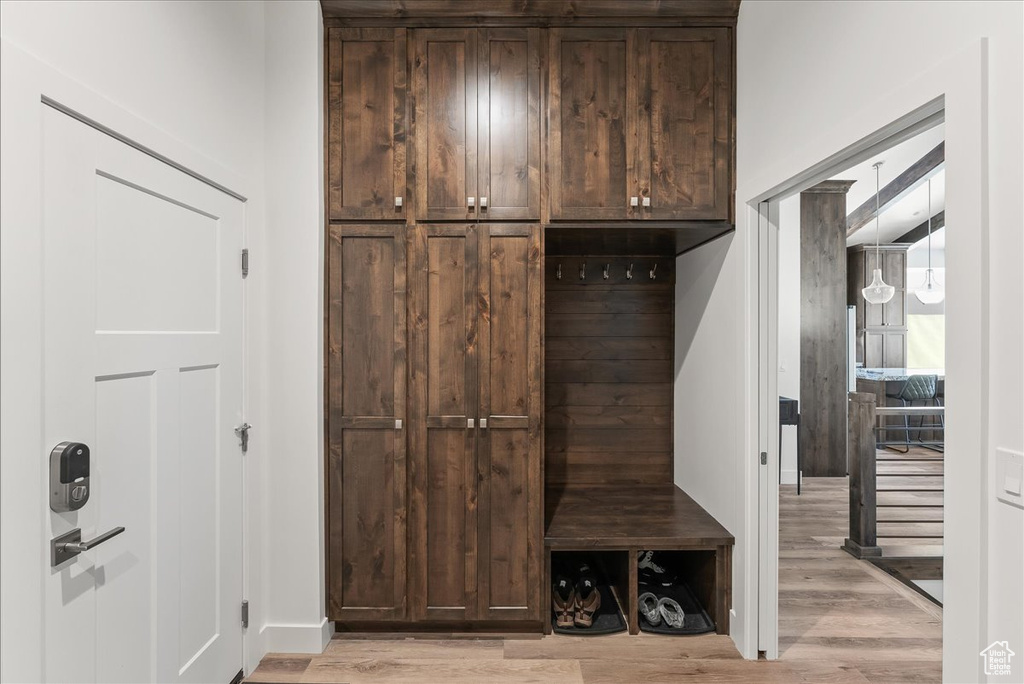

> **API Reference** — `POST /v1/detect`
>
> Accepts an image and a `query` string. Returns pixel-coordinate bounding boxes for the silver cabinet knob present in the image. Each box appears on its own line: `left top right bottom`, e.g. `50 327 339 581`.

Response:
467 418 475 429
395 196 403 208
395 419 403 430
630 196 639 207
480 196 488 210
642 197 651 207
467 197 475 208
480 418 488 429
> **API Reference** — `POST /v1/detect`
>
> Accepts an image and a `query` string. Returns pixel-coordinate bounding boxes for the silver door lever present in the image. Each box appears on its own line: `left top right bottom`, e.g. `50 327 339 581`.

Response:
52 527 125 566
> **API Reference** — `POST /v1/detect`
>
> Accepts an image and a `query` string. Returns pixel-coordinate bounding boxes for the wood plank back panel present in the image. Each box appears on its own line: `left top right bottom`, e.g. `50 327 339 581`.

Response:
548 28 634 220
328 28 407 220
478 225 542 620
413 29 478 220
544 256 674 486
637 28 731 220
409 225 479 620
327 225 407 620
478 28 541 219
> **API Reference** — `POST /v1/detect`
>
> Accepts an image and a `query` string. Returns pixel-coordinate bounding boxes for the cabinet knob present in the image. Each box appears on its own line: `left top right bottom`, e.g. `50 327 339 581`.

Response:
467 418 475 429
480 196 487 210
467 196 475 208
480 418 488 429
630 196 639 207
642 197 651 208
394 196 403 208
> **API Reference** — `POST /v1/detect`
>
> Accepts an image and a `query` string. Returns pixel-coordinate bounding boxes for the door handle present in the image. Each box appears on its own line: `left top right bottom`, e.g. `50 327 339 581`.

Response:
51 526 125 566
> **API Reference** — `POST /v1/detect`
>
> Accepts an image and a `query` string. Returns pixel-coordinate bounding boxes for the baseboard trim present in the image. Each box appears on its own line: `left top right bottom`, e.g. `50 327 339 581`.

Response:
260 618 334 654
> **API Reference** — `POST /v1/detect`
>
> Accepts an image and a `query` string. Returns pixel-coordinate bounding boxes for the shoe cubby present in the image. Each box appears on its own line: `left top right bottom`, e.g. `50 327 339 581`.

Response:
635 550 718 635
548 551 628 635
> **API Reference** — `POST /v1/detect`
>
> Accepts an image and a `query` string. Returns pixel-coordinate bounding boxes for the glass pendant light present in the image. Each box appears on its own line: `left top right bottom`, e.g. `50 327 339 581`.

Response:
914 178 945 304
862 161 896 305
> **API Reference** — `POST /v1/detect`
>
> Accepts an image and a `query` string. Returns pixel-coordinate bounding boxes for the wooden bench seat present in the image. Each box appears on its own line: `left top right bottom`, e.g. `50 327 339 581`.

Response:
544 484 734 635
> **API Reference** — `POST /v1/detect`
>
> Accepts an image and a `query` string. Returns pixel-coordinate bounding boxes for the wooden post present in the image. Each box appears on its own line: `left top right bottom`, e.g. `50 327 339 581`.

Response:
843 392 882 558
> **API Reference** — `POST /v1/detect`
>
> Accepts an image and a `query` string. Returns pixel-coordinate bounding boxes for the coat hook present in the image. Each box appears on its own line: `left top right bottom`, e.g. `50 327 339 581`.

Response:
650 263 658 280
603 264 610 280
579 261 586 280
626 263 633 280
556 263 562 280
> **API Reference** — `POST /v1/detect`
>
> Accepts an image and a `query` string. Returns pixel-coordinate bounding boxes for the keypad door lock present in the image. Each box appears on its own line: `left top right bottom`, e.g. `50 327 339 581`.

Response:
50 441 90 512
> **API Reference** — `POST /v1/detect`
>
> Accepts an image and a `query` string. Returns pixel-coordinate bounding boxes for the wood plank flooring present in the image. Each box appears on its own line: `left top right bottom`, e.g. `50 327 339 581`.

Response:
248 477 941 684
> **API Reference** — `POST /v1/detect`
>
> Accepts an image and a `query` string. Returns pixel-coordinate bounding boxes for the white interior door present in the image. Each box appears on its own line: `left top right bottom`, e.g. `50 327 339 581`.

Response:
42 106 244 683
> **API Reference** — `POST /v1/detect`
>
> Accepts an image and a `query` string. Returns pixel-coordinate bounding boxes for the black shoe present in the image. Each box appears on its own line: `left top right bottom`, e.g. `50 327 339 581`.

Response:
637 550 677 586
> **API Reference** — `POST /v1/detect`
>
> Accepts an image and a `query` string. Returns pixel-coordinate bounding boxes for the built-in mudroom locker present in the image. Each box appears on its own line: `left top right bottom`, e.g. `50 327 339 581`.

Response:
323 0 739 635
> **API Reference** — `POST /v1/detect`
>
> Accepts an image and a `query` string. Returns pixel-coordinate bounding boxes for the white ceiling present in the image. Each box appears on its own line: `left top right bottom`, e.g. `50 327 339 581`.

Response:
836 123 946 247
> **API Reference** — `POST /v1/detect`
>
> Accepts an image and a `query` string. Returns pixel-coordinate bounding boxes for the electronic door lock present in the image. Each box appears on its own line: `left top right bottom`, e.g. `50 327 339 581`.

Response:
50 441 90 512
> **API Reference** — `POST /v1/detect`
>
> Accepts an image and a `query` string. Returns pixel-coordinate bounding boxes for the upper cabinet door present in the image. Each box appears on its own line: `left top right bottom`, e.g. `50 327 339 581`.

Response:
414 29 479 221
477 29 541 220
637 28 732 221
548 28 636 220
327 29 407 221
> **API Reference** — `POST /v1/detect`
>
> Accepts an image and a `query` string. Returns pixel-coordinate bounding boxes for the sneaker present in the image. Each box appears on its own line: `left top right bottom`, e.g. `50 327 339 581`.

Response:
637 550 676 586
552 575 575 628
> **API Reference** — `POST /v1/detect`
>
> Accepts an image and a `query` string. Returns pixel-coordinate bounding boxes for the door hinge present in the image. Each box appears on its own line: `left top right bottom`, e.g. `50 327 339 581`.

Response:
760 451 768 466
235 423 251 453
241 248 249 278
241 599 249 629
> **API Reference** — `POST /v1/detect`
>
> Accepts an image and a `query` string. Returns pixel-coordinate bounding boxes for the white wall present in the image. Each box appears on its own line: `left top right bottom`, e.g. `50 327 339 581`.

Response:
260 0 331 655
776 196 800 484
677 0 1023 675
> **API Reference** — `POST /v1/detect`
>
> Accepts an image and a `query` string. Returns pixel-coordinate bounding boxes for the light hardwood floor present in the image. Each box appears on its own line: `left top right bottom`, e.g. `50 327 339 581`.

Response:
248 477 941 684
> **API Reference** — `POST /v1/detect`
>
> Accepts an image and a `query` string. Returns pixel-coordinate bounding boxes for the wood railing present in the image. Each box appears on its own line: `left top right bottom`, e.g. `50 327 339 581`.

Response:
843 392 945 559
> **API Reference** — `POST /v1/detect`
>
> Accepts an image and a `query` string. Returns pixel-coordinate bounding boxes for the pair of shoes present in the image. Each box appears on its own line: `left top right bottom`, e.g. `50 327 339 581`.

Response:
551 564 602 628
637 550 678 587
638 591 685 629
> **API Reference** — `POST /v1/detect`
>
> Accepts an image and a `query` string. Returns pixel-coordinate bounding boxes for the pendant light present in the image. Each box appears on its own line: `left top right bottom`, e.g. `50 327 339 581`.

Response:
862 161 896 305
914 178 945 304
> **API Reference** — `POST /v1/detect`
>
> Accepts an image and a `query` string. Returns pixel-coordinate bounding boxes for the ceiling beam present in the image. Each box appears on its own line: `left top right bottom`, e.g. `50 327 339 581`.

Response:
893 210 945 245
845 141 944 238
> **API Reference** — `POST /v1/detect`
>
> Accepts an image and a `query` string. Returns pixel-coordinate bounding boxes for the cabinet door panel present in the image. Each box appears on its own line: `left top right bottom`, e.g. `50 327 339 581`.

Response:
638 28 731 220
328 29 407 220
549 29 634 220
478 29 541 220
414 30 478 220
409 226 479 620
477 225 541 620
327 225 407 621
883 250 907 326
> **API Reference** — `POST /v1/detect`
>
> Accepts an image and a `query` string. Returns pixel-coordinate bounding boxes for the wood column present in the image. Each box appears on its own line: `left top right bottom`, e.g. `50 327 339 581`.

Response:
843 392 881 558
800 180 855 477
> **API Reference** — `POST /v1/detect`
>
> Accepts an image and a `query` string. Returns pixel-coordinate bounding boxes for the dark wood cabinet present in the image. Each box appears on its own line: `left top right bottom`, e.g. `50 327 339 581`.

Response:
475 225 542 619
326 224 407 620
327 29 407 221
323 3 738 633
549 27 733 221
413 29 541 221
408 224 541 621
637 28 732 220
548 28 634 220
